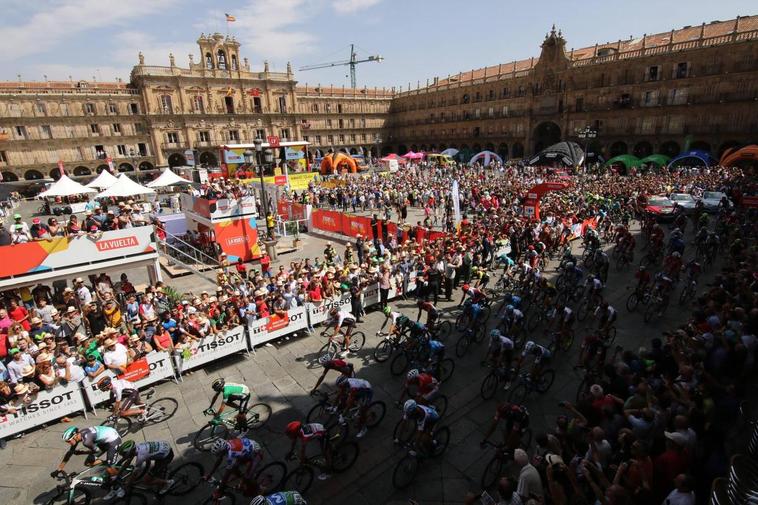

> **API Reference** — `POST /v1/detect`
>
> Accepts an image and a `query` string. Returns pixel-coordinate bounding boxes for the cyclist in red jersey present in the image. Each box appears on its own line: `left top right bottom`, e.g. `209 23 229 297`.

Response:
310 355 355 395
397 368 440 406
285 421 331 480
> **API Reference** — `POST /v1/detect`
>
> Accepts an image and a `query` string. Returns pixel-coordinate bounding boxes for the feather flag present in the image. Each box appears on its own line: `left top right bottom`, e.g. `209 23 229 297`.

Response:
225 13 236 22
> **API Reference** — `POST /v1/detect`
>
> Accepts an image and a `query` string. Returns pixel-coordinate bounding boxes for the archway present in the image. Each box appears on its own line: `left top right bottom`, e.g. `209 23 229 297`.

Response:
199 151 217 167
633 141 653 158
419 145 427 152
168 153 186 167
349 147 359 155
690 140 711 154
511 143 524 159
609 141 628 157
50 168 62 180
472 143 482 153
429 144 437 152
139 161 155 171
96 165 110 173
73 166 91 176
660 141 680 158
497 143 508 161
118 163 134 172
2 171 18 182
398 145 408 154
338 147 348 154
718 141 742 159
532 121 561 154
410 144 418 152
485 142 495 152
381 146 392 156
369 147 378 157
24 170 43 180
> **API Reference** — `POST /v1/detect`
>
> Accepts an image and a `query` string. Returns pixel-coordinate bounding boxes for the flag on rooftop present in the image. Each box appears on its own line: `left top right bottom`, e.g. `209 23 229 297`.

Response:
225 13 236 22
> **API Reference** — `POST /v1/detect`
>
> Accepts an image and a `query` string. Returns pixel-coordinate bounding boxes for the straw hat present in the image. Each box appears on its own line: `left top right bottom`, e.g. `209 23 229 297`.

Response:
129 334 141 343
103 327 118 335
30 317 42 325
103 338 117 347
36 352 51 364
21 365 35 377
14 383 29 395
75 332 88 342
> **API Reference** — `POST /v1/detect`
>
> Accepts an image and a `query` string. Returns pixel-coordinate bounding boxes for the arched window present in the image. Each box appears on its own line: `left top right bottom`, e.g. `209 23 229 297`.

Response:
217 50 227 70
231 55 238 70
160 95 173 113
205 52 214 69
193 95 204 113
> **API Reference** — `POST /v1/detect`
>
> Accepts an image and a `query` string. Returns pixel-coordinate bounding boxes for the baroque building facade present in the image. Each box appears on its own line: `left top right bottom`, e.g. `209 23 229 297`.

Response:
0 16 757 181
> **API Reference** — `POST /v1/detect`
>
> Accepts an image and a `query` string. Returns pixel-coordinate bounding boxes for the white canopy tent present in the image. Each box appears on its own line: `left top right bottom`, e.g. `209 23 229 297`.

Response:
85 170 119 189
39 174 97 198
95 174 155 199
440 148 459 157
469 150 503 167
146 168 192 188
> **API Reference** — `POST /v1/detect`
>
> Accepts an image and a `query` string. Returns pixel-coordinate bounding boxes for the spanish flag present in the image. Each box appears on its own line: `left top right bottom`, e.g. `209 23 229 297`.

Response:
225 13 236 22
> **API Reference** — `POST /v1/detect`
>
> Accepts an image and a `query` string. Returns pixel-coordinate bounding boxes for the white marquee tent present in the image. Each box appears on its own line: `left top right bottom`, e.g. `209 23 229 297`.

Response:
95 174 155 198
146 168 192 188
469 150 503 167
440 148 459 157
85 170 119 189
39 174 97 198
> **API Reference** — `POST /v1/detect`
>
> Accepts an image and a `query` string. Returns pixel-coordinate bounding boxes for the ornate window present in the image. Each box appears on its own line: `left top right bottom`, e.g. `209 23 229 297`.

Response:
217 50 227 70
205 52 214 69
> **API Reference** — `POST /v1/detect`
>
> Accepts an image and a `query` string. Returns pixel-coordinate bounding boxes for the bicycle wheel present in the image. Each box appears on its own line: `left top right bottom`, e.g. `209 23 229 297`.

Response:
508 383 529 404
537 369 556 393
438 359 455 383
393 418 415 445
472 325 487 344
45 488 92 505
348 331 366 352
111 492 147 505
432 426 450 457
480 372 499 400
430 395 448 418
201 492 236 505
306 403 331 424
283 466 314 495
481 456 504 489
318 340 339 361
455 312 470 331
246 403 272 430
331 441 359 473
576 377 590 403
643 302 656 323
576 300 590 321
255 462 287 494
392 455 419 489
167 461 204 496
193 423 230 452
480 306 492 325
373 339 394 362
454 333 471 358
389 352 409 376
146 397 178 424
560 331 574 352
626 292 639 312
435 321 452 341
679 285 692 305
101 416 132 437
526 311 541 331
354 401 381 431
547 335 558 355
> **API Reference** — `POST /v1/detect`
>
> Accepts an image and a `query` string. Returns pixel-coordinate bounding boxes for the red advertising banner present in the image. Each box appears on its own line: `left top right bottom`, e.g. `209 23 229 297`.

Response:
428 231 447 242
277 200 289 217
267 135 281 148
266 311 290 332
118 358 150 382
342 214 373 238
311 209 343 233
274 175 287 186
416 227 427 244
290 203 306 221
213 217 261 261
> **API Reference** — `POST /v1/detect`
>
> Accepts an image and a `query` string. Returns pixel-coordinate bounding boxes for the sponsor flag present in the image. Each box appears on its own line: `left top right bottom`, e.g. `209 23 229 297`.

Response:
452 179 461 225
225 13 236 22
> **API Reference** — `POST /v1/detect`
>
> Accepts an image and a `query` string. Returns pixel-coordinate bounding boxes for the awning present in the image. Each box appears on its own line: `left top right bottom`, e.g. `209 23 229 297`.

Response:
667 150 717 170
469 150 503 167
639 154 671 167
528 141 585 167
39 174 97 198
85 170 118 189
146 168 192 188
720 145 758 167
604 154 642 168
95 174 155 198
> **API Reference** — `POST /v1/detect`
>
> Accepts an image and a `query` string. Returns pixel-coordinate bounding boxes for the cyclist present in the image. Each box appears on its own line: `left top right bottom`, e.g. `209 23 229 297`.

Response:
500 304 524 335
335 376 373 438
480 402 530 452
501 293 523 312
593 249 609 279
618 230 636 261
664 251 683 281
250 491 307 505
111 440 175 498
325 307 357 357
594 301 617 338
584 228 600 252
634 265 652 294
484 329 515 386
205 437 265 493
398 368 440 406
422 338 446 378
705 232 720 261
516 341 552 383
683 259 701 282
311 355 355 394
471 266 491 289
564 262 584 291
525 245 540 269
652 272 674 305
459 283 487 306
538 278 558 308
495 250 516 275
554 303 575 343
585 275 604 303
208 378 251 430
416 298 440 330
96 376 145 421
400 400 439 455
285 421 331 480
378 306 403 336
668 229 685 256
54 426 122 476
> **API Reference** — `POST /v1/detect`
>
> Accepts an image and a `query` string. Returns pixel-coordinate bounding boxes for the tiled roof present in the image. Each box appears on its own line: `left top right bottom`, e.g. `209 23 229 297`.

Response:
295 85 395 98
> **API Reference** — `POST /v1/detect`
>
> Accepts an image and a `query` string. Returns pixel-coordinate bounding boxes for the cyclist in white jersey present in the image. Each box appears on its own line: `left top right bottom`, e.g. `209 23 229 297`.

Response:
96 375 145 420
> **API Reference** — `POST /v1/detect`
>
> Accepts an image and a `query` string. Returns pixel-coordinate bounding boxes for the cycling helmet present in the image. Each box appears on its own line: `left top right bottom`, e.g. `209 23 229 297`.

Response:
472 266 479 272
639 265 646 271
285 421 302 437
528 245 535 251
328 306 339 315
672 251 681 258
335 375 348 387
566 262 575 269
505 304 514 314
210 438 229 455
118 440 136 457
212 378 225 392
490 329 501 339
462 284 470 292
62 427 79 442
406 369 420 381
318 354 332 366
96 376 112 392
403 399 417 416
250 497 267 505
382 306 392 316
524 341 535 353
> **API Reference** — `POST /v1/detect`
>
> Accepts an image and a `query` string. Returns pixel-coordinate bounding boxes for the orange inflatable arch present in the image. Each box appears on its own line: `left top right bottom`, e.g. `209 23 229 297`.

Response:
320 152 357 175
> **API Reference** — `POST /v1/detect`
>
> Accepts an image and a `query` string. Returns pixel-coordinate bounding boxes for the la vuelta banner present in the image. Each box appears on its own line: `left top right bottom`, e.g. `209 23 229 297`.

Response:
0 381 86 438
173 326 247 373
82 351 176 408
248 306 308 347
213 217 261 262
342 214 373 238
311 209 343 233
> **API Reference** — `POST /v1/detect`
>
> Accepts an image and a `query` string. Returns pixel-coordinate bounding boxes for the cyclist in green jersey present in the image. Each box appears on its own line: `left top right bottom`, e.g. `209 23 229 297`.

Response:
208 378 250 427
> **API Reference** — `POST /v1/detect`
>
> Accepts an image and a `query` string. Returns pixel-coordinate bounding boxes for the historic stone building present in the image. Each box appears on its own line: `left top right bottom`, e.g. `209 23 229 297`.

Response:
0 17 757 181
385 16 758 163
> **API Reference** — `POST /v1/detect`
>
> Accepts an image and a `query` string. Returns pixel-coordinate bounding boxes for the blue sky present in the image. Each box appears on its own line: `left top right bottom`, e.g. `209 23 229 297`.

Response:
0 0 754 88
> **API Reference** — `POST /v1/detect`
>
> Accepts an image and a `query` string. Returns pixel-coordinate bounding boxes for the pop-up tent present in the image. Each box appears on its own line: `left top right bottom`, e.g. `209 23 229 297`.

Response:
147 168 192 188
39 174 97 198
440 148 459 157
720 145 758 167
667 150 717 170
604 154 642 169
401 151 424 160
85 170 118 189
639 154 671 167
95 174 156 198
469 150 503 167
528 141 585 167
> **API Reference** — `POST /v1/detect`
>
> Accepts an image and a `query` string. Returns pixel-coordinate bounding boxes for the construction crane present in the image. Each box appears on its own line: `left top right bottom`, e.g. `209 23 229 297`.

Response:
299 44 383 88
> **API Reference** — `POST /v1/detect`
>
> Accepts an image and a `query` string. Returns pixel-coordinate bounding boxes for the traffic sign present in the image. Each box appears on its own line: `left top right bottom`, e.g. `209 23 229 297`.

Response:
267 135 280 148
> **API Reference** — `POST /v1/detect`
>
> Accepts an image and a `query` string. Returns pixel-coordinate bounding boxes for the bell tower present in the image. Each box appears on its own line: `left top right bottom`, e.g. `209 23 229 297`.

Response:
535 25 570 70
196 33 242 73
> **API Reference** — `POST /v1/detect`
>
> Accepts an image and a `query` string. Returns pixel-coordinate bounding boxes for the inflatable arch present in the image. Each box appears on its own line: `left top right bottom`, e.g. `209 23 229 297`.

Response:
522 181 571 220
320 152 358 175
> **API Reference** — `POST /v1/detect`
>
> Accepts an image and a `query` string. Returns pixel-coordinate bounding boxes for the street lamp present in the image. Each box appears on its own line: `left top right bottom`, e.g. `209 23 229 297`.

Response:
576 126 597 170
374 134 382 165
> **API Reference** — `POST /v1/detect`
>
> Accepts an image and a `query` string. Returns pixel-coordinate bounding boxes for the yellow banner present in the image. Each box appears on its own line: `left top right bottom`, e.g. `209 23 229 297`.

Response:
262 172 318 190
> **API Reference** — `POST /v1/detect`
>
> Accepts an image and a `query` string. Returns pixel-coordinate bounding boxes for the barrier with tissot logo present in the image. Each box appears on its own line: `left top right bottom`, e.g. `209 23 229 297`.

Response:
307 293 352 326
173 326 248 374
0 381 87 438
247 306 309 347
